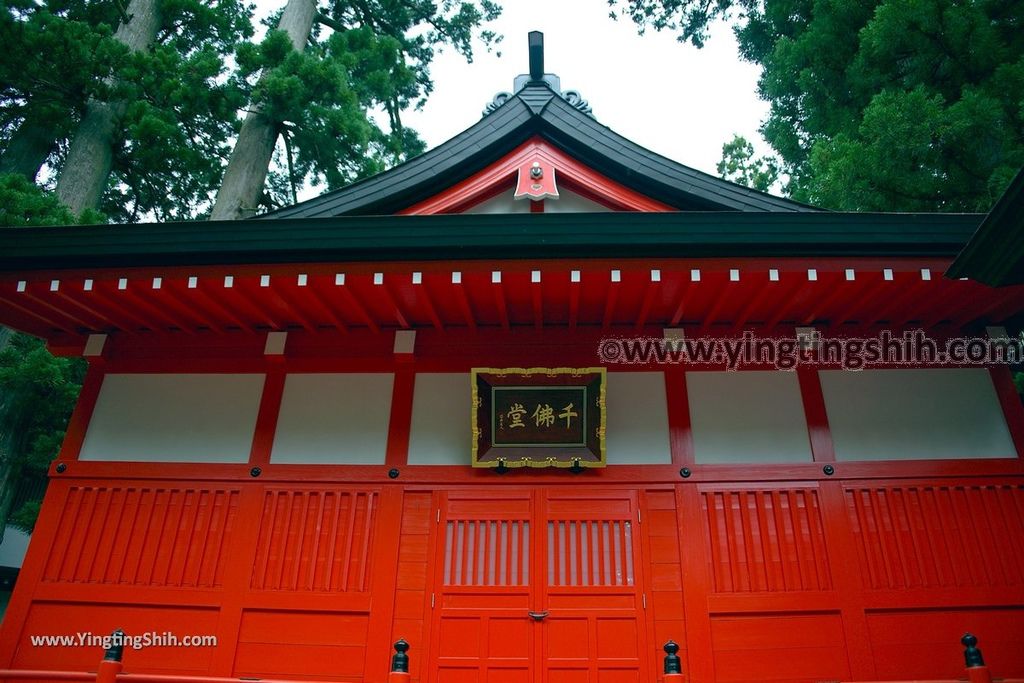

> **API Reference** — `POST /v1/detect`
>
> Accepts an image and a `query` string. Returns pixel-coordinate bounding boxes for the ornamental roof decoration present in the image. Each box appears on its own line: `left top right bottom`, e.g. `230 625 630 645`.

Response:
483 32 593 118
264 31 814 217
484 89 593 118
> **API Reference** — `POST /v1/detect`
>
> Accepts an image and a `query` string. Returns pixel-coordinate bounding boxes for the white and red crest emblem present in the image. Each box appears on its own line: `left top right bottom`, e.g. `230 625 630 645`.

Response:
514 160 559 201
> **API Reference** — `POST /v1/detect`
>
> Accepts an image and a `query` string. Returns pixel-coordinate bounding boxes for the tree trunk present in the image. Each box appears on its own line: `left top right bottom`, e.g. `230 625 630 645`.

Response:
210 0 318 221
0 117 59 180
55 0 161 216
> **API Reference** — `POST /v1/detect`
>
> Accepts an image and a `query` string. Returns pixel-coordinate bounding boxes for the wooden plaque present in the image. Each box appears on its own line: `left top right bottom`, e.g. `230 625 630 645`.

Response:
471 367 606 468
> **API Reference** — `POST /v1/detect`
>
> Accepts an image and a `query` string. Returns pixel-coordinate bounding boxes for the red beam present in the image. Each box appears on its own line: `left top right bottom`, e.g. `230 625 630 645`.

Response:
185 280 258 331
492 273 510 330
802 272 850 325
732 273 774 331
830 273 890 328
301 277 350 332
602 272 621 328
668 279 693 326
453 276 477 330
335 277 381 333
117 285 196 334
531 275 543 329
415 276 445 330
568 272 581 329
19 287 95 334
697 275 731 333
378 278 411 329
633 278 659 330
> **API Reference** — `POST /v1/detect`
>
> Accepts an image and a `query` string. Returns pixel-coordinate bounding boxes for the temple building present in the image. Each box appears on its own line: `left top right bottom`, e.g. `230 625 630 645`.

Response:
0 32 1022 683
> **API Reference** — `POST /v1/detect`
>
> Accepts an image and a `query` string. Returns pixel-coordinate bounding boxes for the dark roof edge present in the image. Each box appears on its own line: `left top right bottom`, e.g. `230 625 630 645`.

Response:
260 82 817 218
0 212 981 272
538 95 817 213
262 95 539 218
946 166 1024 286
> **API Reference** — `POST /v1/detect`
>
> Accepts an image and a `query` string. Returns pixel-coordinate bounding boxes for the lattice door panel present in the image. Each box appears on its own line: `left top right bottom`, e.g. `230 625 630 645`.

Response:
429 491 537 683
427 490 651 683
541 492 650 683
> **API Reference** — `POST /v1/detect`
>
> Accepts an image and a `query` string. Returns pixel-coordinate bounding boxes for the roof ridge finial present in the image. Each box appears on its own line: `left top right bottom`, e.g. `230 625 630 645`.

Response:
528 31 544 82
482 32 596 118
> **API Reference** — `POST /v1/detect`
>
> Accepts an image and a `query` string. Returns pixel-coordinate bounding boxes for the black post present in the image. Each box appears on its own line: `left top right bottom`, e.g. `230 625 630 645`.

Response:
528 32 544 81
663 640 682 675
962 633 985 668
104 629 125 662
391 639 410 673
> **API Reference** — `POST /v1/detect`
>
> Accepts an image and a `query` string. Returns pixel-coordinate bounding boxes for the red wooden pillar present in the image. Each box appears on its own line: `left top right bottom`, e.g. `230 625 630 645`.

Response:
676 485 714 683
797 366 875 680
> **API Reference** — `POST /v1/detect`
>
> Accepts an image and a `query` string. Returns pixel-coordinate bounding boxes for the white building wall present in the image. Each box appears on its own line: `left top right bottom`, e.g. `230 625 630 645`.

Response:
686 371 813 463
820 368 1016 460
80 373 264 462
271 373 394 464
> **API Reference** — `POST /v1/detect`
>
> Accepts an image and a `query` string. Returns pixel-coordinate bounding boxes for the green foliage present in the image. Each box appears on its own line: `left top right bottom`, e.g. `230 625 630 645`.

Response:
0 0 254 220
8 499 41 533
0 0 125 147
606 0 740 47
0 332 84 531
235 0 499 208
0 334 85 474
1015 371 1024 396
0 173 103 225
617 0 1024 212
717 134 779 192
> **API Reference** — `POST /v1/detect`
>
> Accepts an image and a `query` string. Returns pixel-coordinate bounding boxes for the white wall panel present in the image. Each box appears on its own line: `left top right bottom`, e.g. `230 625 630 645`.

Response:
687 371 813 463
606 372 671 464
462 190 530 214
463 188 610 214
80 373 264 462
544 189 611 213
820 368 1016 460
408 373 470 465
271 373 394 464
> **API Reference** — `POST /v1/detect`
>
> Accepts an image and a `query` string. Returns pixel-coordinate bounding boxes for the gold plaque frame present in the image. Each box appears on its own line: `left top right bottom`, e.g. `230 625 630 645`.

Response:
470 367 607 469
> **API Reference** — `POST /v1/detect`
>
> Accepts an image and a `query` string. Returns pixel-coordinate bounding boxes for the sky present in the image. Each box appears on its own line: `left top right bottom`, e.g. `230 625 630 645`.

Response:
399 0 772 177
250 0 773 193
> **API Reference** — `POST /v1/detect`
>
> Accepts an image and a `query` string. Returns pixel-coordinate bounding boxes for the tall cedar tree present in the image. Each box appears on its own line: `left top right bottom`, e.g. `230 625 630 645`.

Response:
0 333 84 536
0 177 93 534
0 0 253 221
609 0 1024 212
211 0 501 219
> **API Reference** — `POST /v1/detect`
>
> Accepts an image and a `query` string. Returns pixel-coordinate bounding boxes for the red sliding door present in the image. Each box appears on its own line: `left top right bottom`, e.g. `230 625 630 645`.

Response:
427 489 650 683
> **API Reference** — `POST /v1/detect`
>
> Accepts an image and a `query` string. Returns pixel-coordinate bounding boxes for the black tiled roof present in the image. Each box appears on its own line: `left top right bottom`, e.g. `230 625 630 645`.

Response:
946 165 1024 286
264 82 816 219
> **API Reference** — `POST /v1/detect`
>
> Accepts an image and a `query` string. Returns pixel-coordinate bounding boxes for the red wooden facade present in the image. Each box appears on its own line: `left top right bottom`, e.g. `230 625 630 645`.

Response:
1 45 1023 683
0 325 1019 683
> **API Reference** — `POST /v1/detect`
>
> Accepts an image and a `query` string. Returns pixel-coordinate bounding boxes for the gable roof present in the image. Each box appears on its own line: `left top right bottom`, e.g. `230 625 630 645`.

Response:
265 81 817 218
945 165 1024 286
